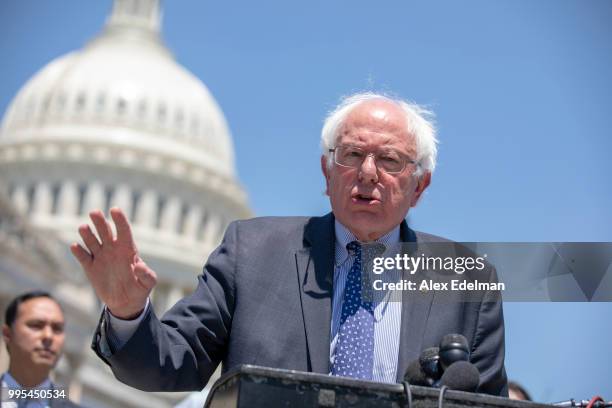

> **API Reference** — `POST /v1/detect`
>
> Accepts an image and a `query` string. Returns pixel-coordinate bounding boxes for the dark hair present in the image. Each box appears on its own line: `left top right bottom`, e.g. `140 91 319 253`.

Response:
508 381 532 401
4 290 61 328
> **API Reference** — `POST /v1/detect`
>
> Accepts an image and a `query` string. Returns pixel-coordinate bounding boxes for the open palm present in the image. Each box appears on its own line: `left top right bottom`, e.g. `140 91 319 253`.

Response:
70 207 157 319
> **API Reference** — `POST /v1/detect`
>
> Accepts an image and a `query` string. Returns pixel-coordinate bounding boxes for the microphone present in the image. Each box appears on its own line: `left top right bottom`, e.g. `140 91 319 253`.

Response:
405 346 441 386
438 334 470 371
404 334 478 392
419 347 441 381
439 361 480 392
404 359 435 386
554 398 612 408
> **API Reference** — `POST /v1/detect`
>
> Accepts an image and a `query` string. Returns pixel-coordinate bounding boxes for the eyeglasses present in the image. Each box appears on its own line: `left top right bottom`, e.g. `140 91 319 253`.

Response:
329 144 417 174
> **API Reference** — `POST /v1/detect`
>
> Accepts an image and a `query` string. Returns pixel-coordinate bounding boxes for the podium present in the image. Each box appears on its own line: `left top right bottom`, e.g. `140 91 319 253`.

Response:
204 365 552 408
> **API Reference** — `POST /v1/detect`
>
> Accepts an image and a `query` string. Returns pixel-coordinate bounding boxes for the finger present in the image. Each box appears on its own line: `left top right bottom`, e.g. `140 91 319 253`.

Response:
70 243 93 268
89 209 113 245
78 224 101 255
110 207 135 247
134 261 157 292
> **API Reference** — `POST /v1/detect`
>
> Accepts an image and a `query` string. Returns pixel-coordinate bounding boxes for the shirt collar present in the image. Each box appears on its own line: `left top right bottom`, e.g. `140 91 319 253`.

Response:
2 371 52 391
334 220 400 267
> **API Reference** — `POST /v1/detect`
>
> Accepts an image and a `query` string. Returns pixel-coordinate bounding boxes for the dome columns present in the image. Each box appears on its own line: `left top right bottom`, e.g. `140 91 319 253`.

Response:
159 195 181 235
182 204 202 241
11 184 29 214
135 188 157 228
111 183 133 218
56 180 79 219
81 181 105 216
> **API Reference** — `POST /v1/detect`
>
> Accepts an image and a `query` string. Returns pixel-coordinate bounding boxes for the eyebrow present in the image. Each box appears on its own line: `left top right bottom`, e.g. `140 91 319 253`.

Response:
25 318 65 325
341 144 415 157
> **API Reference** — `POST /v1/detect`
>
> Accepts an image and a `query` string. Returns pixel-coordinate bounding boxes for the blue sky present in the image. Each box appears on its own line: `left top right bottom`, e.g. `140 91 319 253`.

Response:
1 0 611 402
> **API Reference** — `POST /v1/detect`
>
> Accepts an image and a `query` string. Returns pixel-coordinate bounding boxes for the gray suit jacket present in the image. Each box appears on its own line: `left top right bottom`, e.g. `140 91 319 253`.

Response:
92 214 507 396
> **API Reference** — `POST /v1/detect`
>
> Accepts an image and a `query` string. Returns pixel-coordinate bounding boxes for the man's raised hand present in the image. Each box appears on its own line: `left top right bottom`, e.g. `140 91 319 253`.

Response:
70 207 157 319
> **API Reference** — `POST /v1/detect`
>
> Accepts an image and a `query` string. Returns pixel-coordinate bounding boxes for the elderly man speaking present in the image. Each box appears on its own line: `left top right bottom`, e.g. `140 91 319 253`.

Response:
70 92 507 396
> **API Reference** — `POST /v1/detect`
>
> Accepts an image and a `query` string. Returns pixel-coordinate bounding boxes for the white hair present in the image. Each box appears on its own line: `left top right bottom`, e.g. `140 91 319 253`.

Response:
320 92 438 178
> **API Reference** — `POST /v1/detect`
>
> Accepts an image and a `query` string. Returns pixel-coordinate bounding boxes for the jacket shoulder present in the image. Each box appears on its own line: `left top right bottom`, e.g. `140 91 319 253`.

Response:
413 230 454 243
225 215 329 247
232 216 312 231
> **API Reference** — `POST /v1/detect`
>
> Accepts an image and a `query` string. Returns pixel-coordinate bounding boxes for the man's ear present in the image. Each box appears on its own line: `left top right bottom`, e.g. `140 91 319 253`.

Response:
410 171 431 207
321 155 330 196
2 324 11 346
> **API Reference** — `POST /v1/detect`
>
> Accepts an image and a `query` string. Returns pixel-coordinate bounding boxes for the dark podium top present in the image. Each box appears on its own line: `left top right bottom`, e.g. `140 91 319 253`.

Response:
204 365 551 408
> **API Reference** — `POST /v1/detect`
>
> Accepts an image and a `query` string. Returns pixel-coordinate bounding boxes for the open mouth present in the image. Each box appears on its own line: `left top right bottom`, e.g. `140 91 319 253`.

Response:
352 193 381 204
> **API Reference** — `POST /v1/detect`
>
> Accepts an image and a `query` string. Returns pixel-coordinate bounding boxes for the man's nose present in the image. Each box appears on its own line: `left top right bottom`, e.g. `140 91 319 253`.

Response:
41 326 54 343
358 154 379 184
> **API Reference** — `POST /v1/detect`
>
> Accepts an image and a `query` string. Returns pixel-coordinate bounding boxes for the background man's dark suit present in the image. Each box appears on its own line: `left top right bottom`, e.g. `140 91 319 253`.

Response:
92 213 507 396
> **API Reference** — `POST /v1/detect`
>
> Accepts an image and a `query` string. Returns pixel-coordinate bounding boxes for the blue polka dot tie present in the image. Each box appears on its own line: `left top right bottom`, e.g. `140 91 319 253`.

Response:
331 241 375 380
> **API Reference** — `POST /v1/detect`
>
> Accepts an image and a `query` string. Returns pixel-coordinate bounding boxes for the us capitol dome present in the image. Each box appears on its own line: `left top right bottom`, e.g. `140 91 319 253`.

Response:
0 0 250 406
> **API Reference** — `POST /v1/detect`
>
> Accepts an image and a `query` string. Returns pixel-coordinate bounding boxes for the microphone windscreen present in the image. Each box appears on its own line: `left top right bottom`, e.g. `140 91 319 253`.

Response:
439 361 480 392
439 334 470 370
419 347 441 380
404 359 434 386
440 333 469 351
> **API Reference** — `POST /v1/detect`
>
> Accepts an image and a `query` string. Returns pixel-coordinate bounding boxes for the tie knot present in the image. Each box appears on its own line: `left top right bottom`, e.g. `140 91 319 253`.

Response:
346 241 361 255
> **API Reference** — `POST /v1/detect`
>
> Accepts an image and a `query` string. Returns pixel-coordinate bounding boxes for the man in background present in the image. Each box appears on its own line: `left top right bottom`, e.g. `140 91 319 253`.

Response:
508 381 532 401
2 291 79 407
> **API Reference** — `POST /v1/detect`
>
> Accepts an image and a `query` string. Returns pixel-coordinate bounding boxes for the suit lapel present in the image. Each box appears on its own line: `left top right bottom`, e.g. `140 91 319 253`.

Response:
296 213 335 374
396 222 435 382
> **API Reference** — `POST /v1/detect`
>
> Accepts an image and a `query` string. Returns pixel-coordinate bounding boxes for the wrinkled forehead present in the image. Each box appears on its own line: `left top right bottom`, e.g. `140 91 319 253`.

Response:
17 298 65 323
